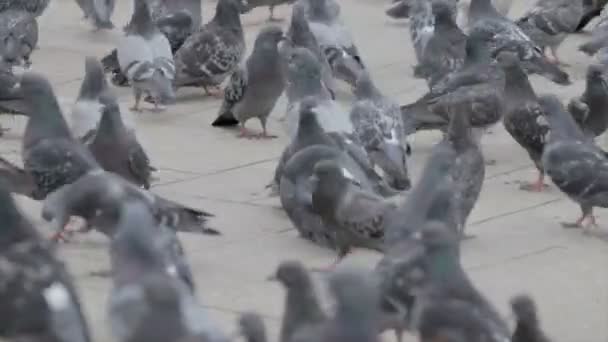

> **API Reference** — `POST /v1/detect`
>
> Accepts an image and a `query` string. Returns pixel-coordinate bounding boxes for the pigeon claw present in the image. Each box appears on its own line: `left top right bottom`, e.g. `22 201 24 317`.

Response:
519 174 548 192
204 85 224 98
561 214 598 229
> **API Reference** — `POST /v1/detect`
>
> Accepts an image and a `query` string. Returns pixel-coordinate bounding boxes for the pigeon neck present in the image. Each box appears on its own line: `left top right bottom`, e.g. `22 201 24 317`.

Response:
24 98 72 146
290 77 324 100
78 69 108 100
97 106 127 139
503 64 535 105
213 1 242 31
298 113 325 140
546 108 587 142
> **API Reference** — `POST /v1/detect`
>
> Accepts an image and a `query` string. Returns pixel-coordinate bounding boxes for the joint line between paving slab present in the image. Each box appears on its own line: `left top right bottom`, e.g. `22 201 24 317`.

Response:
470 198 563 226
467 245 568 271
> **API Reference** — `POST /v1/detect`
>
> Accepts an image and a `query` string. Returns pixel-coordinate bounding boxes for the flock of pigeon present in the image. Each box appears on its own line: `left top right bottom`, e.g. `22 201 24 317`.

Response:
0 0 608 341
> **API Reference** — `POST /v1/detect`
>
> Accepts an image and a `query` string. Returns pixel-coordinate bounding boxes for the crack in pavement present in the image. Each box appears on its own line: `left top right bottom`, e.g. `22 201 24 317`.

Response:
467 245 568 272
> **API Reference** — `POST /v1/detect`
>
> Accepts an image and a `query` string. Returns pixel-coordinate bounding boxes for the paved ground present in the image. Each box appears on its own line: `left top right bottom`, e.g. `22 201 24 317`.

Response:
2 0 608 341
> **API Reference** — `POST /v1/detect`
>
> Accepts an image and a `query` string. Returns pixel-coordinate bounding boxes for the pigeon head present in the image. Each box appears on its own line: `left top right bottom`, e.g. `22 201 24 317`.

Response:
1 32 22 66
238 312 267 342
329 268 380 320
495 50 520 69
587 64 607 86
510 294 539 328
78 56 109 100
215 0 249 27
432 0 454 22
126 0 156 38
325 47 364 88
269 260 314 289
288 4 310 39
254 25 285 51
298 97 324 133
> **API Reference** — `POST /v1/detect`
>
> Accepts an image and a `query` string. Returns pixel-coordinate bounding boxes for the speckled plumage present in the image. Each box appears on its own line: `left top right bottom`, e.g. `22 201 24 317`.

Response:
0 0 49 16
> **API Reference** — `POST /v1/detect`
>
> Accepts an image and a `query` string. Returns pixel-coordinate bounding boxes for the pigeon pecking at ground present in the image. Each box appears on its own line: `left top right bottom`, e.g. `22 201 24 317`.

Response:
269 260 327 342
247 0 295 22
73 0 115 30
350 71 411 191
515 0 584 66
567 64 608 139
510 294 553 342
117 0 176 111
0 181 92 342
0 7 38 68
212 25 286 139
108 201 226 342
499 51 550 192
540 94 608 230
173 0 249 97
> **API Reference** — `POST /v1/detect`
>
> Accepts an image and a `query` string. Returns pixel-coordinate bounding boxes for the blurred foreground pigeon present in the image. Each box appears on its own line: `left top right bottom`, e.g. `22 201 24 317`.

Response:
173 0 248 96
350 72 411 190
568 64 608 138
540 94 608 229
516 0 584 65
117 0 176 110
108 202 226 342
575 0 608 32
0 8 38 67
238 312 269 342
269 261 326 342
73 0 115 29
510 295 552 342
0 182 92 342
500 52 549 192
248 0 295 21
42 170 218 239
212 25 286 138
87 96 156 189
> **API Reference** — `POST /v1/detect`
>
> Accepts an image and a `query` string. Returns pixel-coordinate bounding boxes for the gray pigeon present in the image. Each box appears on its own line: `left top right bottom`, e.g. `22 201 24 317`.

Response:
467 0 571 85
350 72 411 190
173 0 248 97
41 170 218 240
459 0 512 28
0 8 38 68
0 182 92 342
238 312 268 342
516 0 584 65
211 25 286 138
284 47 353 139
71 56 136 140
247 0 295 21
108 202 226 342
73 0 115 29
0 0 50 17
286 4 336 98
117 0 176 110
499 51 549 192
414 1 467 89
540 94 608 229
269 261 326 342
304 0 365 88
87 95 156 189
292 268 381 342
510 295 552 342
567 64 608 138
20 73 101 200
310 158 399 264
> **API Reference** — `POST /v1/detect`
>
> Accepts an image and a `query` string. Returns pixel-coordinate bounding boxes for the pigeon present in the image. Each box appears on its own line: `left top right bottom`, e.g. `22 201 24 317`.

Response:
499 51 549 192
577 22 608 58
19 73 101 200
247 0 295 21
86 94 156 189
408 0 435 67
291 268 381 342
269 261 326 342
567 64 608 138
173 0 248 97
42 170 218 240
401 30 506 135
71 56 136 140
304 0 365 88
310 158 400 264
211 25 286 138
350 72 411 190
510 295 552 342
117 0 176 111
0 181 92 342
238 312 268 342
540 94 608 229
108 201 226 342
286 3 336 98
438 104 485 239
516 0 584 65
467 0 571 85
458 0 512 28
0 8 38 68
0 0 50 17
284 47 353 139
73 0 115 29
414 1 467 89
575 0 608 32
147 0 203 53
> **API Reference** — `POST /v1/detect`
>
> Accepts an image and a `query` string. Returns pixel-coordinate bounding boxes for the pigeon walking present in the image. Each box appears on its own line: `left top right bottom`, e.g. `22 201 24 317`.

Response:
510 295 552 342
499 52 549 192
568 64 608 138
117 0 176 111
173 0 248 97
269 261 326 342
540 94 608 229
212 25 286 139
0 182 92 342
73 0 115 29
